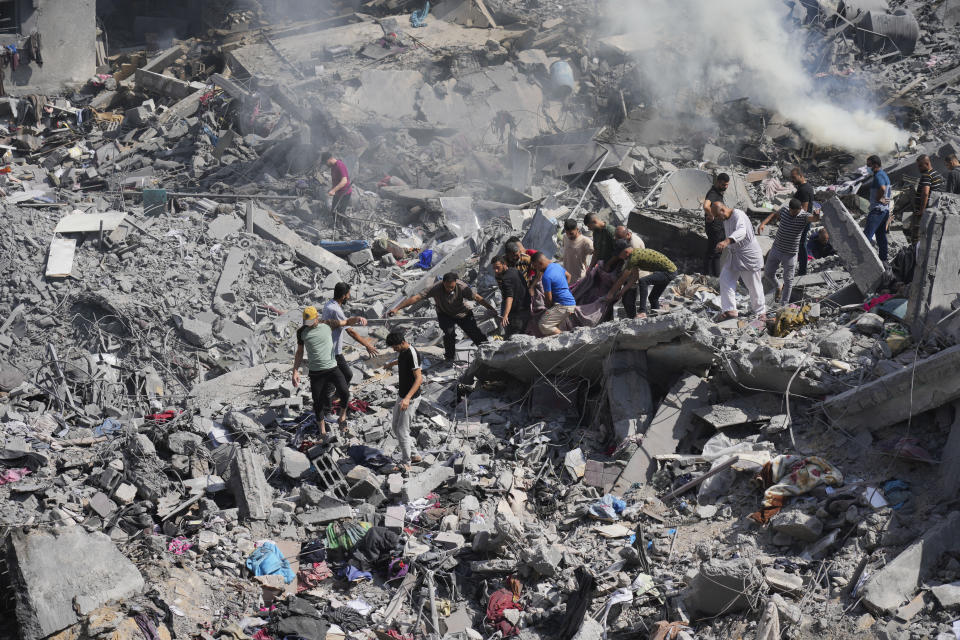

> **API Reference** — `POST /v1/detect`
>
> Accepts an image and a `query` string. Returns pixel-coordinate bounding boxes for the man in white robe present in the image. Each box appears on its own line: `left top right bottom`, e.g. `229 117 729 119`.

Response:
712 202 766 321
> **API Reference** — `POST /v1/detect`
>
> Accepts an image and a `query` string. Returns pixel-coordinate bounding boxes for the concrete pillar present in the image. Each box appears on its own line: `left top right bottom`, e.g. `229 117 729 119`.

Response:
905 195 960 340
602 349 652 442
820 194 884 294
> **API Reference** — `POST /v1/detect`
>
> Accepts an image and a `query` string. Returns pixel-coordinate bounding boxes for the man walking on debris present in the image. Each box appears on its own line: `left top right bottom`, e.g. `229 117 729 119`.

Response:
605 240 677 319
492 255 531 338
388 272 498 361
383 331 422 468
910 154 943 243
863 155 892 262
561 218 593 285
320 151 352 215
758 198 819 305
532 252 576 335
944 153 960 195
323 282 379 395
702 173 729 277
789 167 816 277
292 306 367 434
585 213 617 270
712 203 766 321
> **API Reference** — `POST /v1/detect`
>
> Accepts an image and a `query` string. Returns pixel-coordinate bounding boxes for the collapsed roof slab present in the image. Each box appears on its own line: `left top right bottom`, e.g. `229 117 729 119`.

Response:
467 310 716 383
656 168 753 212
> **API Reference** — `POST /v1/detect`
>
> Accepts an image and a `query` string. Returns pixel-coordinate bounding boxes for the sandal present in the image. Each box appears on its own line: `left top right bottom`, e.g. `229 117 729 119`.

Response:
713 311 738 322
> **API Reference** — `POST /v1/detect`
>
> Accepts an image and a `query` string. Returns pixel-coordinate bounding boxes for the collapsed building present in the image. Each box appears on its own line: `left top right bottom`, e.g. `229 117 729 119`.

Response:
0 0 959 639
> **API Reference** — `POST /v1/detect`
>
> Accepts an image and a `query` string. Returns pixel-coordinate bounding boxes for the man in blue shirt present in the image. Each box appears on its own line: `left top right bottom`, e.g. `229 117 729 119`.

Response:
863 155 892 262
532 252 575 335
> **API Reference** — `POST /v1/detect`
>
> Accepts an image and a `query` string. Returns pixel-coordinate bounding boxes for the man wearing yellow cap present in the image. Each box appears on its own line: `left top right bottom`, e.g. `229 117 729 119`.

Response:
293 306 366 434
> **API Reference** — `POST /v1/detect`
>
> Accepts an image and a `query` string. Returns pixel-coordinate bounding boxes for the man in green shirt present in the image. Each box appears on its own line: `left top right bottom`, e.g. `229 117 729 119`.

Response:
585 213 617 270
292 305 366 434
605 240 678 319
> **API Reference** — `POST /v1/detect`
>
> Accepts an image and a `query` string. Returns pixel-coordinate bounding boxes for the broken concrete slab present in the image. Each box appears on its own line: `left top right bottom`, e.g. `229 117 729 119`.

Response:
215 247 246 303
821 344 960 432
656 168 752 212
403 464 455 502
595 178 637 225
7 528 145 640
45 237 77 278
250 205 346 275
54 210 127 234
602 350 652 441
684 558 761 618
612 373 709 494
905 196 960 341
820 194 884 294
188 363 284 410
470 310 715 383
861 511 960 614
229 447 273 520
693 393 782 429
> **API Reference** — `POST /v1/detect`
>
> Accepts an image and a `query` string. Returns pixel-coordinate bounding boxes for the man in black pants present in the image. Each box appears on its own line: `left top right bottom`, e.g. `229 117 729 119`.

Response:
702 173 729 276
492 255 531 338
292 306 366 434
320 151 353 215
789 167 815 276
388 272 498 361
605 240 678 319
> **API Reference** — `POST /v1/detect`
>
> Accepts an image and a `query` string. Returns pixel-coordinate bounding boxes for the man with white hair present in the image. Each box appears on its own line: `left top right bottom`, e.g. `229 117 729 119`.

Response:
712 202 766 322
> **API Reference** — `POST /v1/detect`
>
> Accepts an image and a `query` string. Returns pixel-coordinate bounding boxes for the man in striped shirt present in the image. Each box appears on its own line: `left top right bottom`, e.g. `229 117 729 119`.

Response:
910 155 943 243
758 198 819 305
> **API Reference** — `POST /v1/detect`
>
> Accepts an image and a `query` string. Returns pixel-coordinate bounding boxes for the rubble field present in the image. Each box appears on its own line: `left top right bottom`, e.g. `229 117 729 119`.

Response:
1 0 960 639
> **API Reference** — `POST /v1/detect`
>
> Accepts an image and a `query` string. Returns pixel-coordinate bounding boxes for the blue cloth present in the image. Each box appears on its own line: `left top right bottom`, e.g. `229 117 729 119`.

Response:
338 565 373 582
541 262 576 306
410 1 430 27
93 418 123 437
417 249 434 269
246 542 295 584
869 169 891 209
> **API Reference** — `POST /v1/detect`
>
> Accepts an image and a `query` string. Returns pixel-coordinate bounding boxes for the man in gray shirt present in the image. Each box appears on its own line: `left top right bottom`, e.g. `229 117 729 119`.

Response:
323 282 379 395
388 272 498 361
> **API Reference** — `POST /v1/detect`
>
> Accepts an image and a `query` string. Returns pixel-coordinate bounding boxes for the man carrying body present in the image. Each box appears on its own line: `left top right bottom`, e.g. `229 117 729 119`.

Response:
493 255 532 338
292 306 366 434
383 331 423 468
561 218 593 284
863 155 892 262
910 155 943 243
702 173 729 277
532 252 576 335
505 239 536 284
806 228 835 260
605 240 677 319
320 151 352 215
388 272 498 361
712 203 766 321
615 225 645 250
758 198 820 305
943 154 960 195
789 168 816 277
323 282 379 398
585 213 617 270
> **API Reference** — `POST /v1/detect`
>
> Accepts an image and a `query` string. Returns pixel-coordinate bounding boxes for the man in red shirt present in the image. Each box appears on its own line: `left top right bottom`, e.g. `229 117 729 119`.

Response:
321 151 353 214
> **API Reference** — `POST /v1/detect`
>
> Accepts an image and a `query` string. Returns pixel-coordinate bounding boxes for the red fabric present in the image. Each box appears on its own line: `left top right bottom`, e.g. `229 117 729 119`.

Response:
864 294 894 311
486 588 523 637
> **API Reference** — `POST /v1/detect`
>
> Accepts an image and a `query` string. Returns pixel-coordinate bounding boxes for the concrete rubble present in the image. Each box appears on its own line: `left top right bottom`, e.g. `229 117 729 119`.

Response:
0 0 957 639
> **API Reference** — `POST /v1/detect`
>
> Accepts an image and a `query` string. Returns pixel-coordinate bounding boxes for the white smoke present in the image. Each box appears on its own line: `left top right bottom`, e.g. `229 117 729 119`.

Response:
611 0 908 153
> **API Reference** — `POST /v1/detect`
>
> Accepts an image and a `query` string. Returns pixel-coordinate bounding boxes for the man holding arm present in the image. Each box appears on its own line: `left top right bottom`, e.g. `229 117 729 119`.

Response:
605 240 677 319
532 252 576 335
292 306 367 434
712 203 766 322
323 282 379 393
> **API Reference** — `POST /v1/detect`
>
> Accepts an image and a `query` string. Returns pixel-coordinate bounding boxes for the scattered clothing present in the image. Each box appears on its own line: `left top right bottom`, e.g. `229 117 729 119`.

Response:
410 1 430 27
246 541 296 584
351 526 402 570
168 537 192 555
296 562 332 592
337 565 372 582
748 455 843 524
486 588 523 637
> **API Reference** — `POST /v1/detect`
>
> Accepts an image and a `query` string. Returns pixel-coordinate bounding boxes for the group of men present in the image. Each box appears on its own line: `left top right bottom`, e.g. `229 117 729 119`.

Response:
293 282 425 468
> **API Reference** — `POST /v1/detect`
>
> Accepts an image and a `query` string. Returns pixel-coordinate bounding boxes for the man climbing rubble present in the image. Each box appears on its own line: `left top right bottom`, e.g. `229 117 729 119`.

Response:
863 155 892 262
605 240 677 319
712 202 766 322
758 197 820 306
532 252 575 335
323 282 379 398
320 151 352 215
292 306 367 434
789 167 816 277
909 154 943 244
492 254 531 338
388 272 498 362
702 173 729 277
383 331 422 468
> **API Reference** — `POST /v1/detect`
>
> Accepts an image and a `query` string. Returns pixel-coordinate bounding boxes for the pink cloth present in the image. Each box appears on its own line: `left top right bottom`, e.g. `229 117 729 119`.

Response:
0 468 29 485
